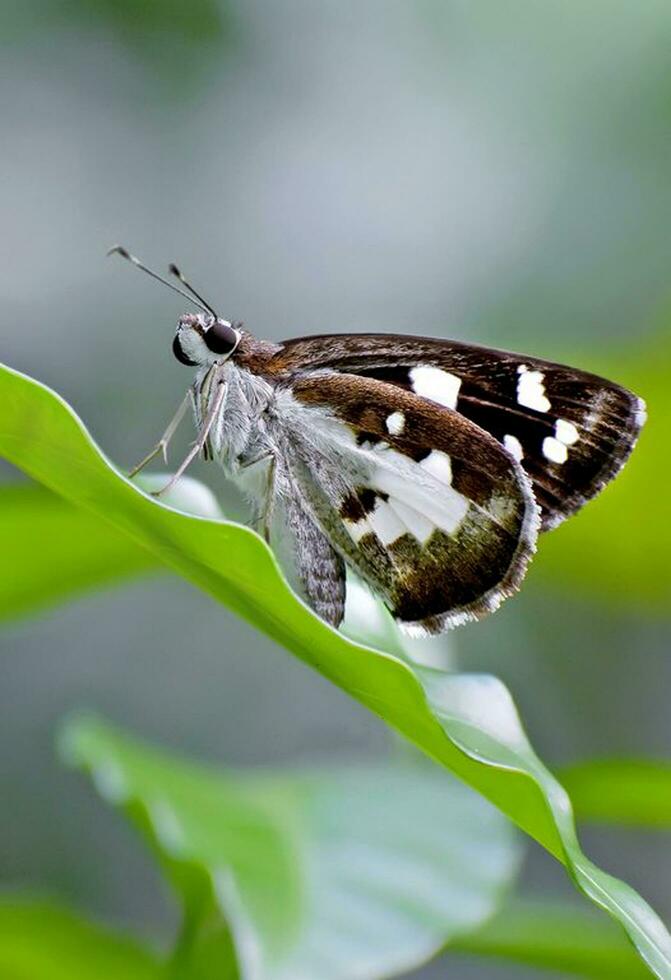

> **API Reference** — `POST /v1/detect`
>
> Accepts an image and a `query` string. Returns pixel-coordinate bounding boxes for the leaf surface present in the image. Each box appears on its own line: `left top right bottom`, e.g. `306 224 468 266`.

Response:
1 363 669 977
0 900 161 980
560 759 671 828
454 899 653 979
62 715 520 980
0 483 156 620
0 476 226 622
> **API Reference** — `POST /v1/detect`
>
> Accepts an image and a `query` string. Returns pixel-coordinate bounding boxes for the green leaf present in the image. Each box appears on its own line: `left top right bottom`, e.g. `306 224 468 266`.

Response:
0 483 156 621
535 339 671 609
560 759 671 829
1 363 670 977
0 476 226 622
0 899 161 979
453 899 653 979
61 714 521 980
0 0 234 86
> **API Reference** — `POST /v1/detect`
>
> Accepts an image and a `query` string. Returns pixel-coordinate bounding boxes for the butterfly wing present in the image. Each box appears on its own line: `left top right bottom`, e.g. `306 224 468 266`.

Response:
270 334 645 530
275 372 539 635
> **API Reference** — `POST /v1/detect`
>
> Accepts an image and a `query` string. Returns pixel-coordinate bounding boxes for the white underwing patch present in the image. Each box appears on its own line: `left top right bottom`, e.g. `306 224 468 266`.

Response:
343 495 415 547
385 410 405 435
410 365 462 409
387 498 434 543
420 450 453 485
542 417 581 464
555 418 579 445
374 469 469 535
503 433 524 462
542 436 568 464
343 515 370 543
369 499 406 545
516 365 551 414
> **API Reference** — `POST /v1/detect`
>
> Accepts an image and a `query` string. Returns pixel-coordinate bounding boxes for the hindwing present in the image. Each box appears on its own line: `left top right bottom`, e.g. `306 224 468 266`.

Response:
279 373 539 635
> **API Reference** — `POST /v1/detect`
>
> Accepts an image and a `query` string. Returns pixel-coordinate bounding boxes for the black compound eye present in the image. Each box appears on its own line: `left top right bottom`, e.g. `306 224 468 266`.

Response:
172 333 198 366
204 319 238 355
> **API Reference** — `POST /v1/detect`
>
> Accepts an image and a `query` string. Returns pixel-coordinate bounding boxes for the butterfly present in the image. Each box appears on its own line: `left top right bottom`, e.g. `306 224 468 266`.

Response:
110 247 646 636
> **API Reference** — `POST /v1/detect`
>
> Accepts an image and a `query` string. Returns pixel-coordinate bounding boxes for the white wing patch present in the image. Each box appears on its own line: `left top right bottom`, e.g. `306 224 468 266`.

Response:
370 498 406 545
373 465 469 536
555 418 579 445
343 478 470 547
420 450 453 485
385 410 405 435
343 514 370 543
516 365 551 414
503 433 524 462
542 437 568 464
410 365 462 409
338 441 470 548
542 418 581 464
386 498 435 543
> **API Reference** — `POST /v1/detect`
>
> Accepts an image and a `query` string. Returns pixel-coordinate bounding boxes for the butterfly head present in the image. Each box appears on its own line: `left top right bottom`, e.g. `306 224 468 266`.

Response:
104 247 243 369
172 313 242 367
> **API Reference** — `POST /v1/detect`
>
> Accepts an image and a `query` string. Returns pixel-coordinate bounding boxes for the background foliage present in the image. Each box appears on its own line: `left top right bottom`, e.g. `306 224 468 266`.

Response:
1 2 671 979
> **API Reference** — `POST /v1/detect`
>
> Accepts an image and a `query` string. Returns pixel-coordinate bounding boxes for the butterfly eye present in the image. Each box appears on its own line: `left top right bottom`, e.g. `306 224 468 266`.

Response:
204 320 239 356
172 333 198 366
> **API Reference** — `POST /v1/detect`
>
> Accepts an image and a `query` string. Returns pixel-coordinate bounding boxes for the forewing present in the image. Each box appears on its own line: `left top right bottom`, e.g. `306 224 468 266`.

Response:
269 334 645 530
278 372 539 635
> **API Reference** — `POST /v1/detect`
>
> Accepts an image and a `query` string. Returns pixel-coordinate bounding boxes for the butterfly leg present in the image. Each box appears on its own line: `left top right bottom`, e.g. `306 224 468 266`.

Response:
284 491 346 629
128 393 190 479
152 381 226 496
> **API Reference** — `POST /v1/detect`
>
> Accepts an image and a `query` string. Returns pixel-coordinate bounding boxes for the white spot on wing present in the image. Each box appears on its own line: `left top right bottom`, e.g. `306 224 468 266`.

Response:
420 450 452 484
503 434 524 462
374 469 469 535
542 436 568 464
410 365 461 409
370 499 406 545
344 516 370 543
517 365 551 414
555 418 579 445
387 499 435 544
385 411 405 435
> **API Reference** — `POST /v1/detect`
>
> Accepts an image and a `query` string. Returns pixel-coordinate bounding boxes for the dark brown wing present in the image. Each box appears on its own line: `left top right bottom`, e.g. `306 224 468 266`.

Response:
268 333 645 530
283 372 539 635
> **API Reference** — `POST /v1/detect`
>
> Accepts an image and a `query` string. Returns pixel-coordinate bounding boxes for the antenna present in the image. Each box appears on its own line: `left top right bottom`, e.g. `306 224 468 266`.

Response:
169 263 218 319
106 245 213 316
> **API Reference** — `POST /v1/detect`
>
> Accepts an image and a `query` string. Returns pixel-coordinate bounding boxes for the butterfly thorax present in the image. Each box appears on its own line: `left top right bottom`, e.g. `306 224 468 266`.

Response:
191 357 277 476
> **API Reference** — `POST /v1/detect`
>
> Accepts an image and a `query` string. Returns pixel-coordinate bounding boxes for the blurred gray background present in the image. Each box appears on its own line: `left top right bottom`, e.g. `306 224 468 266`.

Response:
2 2 671 977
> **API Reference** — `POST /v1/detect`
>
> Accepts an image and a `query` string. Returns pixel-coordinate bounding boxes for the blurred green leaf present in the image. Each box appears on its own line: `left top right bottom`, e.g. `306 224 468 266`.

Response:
69 0 226 45
1 364 670 978
61 714 520 980
0 900 161 979
560 759 671 828
536 337 671 610
453 898 653 979
0 0 234 87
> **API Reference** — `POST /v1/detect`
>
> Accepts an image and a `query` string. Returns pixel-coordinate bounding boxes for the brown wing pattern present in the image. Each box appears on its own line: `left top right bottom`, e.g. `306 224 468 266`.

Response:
269 334 645 530
287 372 539 634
